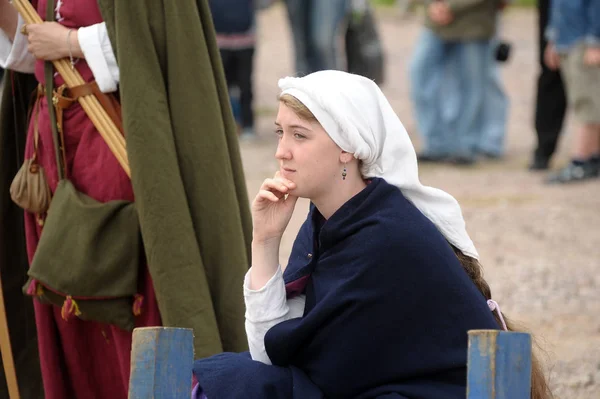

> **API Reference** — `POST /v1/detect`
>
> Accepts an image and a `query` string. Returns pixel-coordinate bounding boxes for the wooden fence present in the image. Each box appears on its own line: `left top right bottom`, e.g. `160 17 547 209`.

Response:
127 328 532 399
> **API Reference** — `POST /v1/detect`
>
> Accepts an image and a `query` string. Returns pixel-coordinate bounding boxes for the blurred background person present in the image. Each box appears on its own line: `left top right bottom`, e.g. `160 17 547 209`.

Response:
283 0 350 75
210 0 257 139
529 0 567 171
544 0 600 183
410 0 505 165
479 3 510 160
345 0 386 85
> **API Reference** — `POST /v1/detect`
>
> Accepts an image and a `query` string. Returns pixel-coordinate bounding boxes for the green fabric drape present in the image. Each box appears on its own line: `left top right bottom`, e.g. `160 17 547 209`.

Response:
97 0 252 358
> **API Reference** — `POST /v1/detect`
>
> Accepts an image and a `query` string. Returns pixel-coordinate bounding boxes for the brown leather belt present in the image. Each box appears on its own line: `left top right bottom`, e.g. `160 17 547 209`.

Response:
34 81 123 178
50 81 124 136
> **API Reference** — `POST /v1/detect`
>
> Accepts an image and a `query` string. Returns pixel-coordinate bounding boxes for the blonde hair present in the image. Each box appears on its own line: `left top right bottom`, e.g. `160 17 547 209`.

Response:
279 93 317 122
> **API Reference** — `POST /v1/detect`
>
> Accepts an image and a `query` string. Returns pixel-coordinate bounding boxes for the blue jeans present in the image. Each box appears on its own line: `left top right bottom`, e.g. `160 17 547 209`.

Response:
410 29 507 157
284 0 349 75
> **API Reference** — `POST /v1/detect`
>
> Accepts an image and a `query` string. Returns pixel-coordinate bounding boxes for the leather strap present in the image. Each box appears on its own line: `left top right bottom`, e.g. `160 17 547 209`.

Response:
51 84 70 175
90 84 123 136
55 81 124 135
30 85 45 167
44 0 65 181
53 84 70 134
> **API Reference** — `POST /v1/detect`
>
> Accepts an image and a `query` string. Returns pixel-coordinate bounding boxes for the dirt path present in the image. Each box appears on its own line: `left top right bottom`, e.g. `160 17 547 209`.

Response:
240 5 600 398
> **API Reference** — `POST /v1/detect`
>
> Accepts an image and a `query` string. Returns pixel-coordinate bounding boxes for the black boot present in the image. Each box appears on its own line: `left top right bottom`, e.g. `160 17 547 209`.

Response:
528 154 550 171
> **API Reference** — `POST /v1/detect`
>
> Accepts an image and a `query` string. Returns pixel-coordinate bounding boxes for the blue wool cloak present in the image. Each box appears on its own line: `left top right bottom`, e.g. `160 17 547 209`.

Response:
194 178 499 398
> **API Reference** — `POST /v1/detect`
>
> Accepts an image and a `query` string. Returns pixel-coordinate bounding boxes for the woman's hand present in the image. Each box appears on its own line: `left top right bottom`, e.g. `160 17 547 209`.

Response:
544 42 560 71
584 47 600 67
251 172 297 244
249 172 297 290
24 22 82 61
428 2 453 26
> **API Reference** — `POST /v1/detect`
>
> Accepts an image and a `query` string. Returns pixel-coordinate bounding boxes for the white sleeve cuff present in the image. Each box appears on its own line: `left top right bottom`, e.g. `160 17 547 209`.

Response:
244 266 289 323
244 266 307 365
78 22 120 93
0 14 36 73
244 266 288 365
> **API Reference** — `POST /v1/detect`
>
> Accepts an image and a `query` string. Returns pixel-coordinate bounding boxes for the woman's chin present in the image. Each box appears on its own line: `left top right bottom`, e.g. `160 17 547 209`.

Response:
287 186 301 197
287 185 306 199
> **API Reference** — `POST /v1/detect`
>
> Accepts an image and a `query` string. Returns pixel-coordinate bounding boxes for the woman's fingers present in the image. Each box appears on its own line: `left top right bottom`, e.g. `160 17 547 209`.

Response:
274 171 296 188
262 179 288 192
256 189 280 203
254 173 297 208
260 177 295 194
259 181 287 201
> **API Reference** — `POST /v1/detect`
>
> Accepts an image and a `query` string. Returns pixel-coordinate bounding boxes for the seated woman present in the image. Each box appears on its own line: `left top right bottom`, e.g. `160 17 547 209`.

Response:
192 70 550 399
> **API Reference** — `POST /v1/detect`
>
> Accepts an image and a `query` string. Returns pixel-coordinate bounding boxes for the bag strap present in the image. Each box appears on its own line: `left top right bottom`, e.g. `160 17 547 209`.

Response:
31 86 43 163
44 0 65 181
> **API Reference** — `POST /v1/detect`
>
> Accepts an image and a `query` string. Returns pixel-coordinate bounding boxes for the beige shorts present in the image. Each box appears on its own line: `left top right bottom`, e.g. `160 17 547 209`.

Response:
560 44 600 124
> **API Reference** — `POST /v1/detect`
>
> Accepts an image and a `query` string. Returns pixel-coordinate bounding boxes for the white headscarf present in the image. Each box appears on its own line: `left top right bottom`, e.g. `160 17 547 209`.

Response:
279 70 479 259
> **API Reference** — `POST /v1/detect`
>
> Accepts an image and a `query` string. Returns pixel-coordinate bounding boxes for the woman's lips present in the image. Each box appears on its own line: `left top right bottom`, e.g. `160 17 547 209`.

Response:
280 167 296 178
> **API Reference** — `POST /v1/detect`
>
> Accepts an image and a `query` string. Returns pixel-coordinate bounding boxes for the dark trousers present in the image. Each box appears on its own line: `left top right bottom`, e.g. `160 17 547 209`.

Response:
220 48 255 129
534 0 567 160
283 0 348 76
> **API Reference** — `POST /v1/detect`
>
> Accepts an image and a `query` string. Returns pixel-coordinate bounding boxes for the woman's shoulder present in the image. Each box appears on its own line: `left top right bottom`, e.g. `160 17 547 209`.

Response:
359 179 446 244
341 180 460 270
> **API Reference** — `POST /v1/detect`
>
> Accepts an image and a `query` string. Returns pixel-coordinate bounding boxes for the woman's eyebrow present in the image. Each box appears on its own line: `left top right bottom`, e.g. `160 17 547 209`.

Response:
274 122 311 130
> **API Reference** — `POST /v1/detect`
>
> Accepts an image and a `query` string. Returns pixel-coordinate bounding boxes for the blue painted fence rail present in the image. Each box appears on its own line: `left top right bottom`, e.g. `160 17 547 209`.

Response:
128 327 194 399
127 328 532 398
467 330 532 399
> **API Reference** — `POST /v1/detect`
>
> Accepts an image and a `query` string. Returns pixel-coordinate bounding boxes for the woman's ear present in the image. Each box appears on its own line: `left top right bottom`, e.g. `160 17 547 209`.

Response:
340 151 353 164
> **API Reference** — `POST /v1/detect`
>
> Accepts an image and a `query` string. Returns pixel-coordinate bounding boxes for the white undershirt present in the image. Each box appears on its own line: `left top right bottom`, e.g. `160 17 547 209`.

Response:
0 14 119 93
244 265 306 365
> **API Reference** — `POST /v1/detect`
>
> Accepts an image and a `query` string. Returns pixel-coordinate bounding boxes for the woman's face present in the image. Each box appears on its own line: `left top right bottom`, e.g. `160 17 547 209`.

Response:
274 103 344 199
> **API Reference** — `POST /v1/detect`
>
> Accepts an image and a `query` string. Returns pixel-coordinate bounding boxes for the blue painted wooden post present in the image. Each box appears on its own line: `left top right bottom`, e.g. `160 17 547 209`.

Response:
128 327 194 399
467 330 532 399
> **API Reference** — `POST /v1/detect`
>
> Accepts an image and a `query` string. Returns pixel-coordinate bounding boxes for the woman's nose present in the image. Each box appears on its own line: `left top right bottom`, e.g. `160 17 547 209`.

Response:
275 137 292 160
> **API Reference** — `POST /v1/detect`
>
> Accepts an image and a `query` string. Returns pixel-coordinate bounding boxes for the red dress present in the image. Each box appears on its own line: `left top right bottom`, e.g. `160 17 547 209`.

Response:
24 1 162 397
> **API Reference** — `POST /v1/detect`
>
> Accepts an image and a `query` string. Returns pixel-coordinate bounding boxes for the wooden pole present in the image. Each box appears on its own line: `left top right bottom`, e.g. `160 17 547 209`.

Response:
0 273 20 399
467 330 532 399
128 327 194 399
11 0 130 177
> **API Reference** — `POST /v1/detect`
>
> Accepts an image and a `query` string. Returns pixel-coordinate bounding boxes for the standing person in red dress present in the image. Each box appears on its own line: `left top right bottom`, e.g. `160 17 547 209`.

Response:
0 1 252 398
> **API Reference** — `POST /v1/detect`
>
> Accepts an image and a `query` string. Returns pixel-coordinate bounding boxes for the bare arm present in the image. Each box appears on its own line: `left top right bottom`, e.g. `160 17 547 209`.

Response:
0 1 18 41
249 173 297 290
250 238 282 289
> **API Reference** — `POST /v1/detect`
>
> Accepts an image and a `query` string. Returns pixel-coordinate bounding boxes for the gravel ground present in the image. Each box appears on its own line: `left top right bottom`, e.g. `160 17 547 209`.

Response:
239 5 600 398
